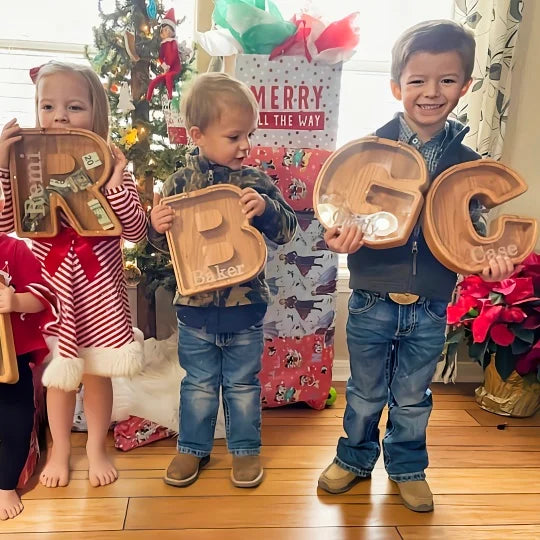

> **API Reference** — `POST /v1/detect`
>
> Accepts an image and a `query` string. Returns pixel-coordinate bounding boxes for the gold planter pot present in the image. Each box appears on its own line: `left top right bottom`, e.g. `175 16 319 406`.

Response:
475 360 540 417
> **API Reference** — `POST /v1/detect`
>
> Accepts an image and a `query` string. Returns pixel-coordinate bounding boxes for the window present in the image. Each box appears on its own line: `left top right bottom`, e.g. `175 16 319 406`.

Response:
1 0 195 128
280 0 454 274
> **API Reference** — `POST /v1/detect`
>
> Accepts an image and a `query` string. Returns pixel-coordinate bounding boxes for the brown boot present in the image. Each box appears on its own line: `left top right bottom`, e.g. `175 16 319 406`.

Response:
395 480 434 512
318 462 368 494
231 455 264 488
164 453 210 487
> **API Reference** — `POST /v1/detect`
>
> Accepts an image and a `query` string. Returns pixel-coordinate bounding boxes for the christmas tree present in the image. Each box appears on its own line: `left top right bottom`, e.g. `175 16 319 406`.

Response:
89 0 195 334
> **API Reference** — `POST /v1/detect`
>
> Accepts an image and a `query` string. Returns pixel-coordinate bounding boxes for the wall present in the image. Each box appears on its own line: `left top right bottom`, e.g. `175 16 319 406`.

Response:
499 0 540 245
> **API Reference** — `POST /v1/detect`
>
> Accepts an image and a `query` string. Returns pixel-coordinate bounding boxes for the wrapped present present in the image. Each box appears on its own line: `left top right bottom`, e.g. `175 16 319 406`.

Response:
245 146 331 211
260 334 333 410
113 415 175 451
236 54 343 150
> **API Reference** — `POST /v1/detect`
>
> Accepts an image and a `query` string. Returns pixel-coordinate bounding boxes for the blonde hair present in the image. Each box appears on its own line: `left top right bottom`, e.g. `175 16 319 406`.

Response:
34 61 110 140
181 72 258 131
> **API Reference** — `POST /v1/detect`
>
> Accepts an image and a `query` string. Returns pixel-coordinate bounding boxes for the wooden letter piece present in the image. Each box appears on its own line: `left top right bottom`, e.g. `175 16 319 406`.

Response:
313 137 429 248
0 275 18 384
164 185 267 296
10 128 121 238
423 160 538 275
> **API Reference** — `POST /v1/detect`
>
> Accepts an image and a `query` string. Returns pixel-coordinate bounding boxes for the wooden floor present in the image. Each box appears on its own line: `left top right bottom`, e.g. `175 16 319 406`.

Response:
2 382 540 539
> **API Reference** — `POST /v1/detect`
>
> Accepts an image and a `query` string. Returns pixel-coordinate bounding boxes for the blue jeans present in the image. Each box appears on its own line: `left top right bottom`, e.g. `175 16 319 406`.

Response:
336 290 447 482
177 320 263 457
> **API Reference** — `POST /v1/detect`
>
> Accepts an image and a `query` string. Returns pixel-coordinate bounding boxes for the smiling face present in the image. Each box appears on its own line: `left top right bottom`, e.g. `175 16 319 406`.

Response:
391 50 472 142
37 71 94 132
190 105 258 170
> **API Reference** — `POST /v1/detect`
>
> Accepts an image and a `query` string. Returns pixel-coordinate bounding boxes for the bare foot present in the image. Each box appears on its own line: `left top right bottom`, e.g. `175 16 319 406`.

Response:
0 489 24 520
87 445 118 487
39 445 70 488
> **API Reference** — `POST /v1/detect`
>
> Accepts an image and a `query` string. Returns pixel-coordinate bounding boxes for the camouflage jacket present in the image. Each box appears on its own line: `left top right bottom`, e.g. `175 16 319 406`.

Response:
148 150 297 307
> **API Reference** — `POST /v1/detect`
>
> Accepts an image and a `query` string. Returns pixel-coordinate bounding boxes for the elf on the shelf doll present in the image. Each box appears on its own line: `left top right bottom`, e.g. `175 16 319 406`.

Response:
146 8 182 101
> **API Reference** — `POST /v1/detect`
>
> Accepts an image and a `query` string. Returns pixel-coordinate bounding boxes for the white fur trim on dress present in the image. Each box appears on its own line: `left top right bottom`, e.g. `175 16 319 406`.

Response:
82 328 144 379
41 329 145 391
42 346 85 392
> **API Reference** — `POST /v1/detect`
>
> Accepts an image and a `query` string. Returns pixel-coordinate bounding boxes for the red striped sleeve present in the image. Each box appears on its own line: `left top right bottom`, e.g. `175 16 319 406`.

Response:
105 171 147 243
0 168 15 233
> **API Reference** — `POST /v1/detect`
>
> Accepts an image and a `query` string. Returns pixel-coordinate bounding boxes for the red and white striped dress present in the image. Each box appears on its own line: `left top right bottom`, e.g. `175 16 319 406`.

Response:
0 168 147 391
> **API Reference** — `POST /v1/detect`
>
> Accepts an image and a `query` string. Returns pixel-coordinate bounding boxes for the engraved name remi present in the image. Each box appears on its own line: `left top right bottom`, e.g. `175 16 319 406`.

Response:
24 152 47 216
193 264 246 285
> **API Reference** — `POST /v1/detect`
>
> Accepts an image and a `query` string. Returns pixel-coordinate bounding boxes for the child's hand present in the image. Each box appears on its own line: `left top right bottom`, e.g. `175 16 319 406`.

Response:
240 188 266 220
324 224 364 254
150 199 175 233
480 255 514 282
0 281 15 313
105 144 128 190
0 118 22 169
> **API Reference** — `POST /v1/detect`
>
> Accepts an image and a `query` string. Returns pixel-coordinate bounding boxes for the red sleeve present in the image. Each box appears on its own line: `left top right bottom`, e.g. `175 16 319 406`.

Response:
13 239 59 335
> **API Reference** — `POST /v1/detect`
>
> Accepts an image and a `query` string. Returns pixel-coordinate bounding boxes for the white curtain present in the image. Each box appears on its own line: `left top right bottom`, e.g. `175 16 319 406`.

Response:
454 0 523 160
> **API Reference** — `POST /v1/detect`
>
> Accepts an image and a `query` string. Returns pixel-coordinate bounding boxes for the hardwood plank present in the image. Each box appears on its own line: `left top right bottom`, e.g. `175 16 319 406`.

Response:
0 498 127 533
398 525 540 539
60 444 540 473
264 399 479 416
466 408 540 427
257 425 540 447
124 494 540 529
21 468 540 500
429 382 477 395
262 410 480 427
0 527 401 540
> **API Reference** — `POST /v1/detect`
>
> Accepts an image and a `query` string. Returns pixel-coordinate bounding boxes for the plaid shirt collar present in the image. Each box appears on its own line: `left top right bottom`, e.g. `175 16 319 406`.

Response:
397 113 450 175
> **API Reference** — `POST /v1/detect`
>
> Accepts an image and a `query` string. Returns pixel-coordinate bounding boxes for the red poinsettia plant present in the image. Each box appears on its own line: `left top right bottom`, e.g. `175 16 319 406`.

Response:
446 252 540 382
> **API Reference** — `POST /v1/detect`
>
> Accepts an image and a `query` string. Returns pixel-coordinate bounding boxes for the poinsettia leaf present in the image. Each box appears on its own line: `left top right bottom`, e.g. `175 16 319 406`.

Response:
489 292 504 305
481 354 492 370
515 349 540 375
523 314 540 329
492 279 516 295
513 327 535 343
488 341 498 353
512 296 540 306
468 308 479 317
490 324 515 346
446 328 466 344
469 340 488 360
472 304 503 342
511 337 532 356
505 278 535 304
494 346 515 380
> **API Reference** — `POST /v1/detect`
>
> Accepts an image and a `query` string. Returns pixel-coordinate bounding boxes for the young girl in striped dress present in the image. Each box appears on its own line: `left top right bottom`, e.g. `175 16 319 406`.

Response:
0 61 147 488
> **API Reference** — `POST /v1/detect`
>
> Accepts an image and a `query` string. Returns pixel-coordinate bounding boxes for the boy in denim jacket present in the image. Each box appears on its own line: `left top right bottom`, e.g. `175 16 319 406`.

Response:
318 20 514 512
149 72 297 488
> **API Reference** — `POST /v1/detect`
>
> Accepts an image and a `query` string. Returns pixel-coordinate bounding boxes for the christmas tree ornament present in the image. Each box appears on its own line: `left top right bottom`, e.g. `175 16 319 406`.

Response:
146 8 182 100
123 30 141 62
119 127 139 150
118 82 136 113
146 0 157 19
123 260 142 286
162 96 188 145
